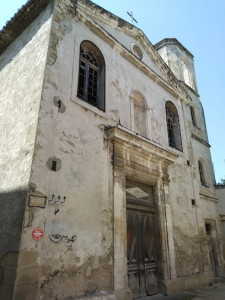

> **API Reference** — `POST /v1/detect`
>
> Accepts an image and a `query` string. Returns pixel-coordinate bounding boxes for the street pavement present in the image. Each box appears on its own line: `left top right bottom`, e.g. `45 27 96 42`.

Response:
138 282 225 300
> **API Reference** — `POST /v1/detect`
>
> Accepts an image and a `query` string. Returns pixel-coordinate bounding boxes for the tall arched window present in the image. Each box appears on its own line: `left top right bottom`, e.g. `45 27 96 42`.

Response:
77 41 105 111
133 92 147 137
198 160 206 185
166 101 182 151
190 106 197 127
181 59 193 89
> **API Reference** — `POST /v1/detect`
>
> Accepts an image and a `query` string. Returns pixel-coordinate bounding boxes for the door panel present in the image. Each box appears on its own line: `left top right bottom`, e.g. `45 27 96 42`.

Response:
127 211 158 298
127 212 139 295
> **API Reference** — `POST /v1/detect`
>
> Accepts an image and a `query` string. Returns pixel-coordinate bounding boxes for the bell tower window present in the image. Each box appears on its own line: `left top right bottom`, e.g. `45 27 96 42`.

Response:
166 101 182 151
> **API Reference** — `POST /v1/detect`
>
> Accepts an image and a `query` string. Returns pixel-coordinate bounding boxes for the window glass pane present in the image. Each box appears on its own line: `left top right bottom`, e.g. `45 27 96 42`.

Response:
166 102 182 150
87 67 98 104
77 42 105 111
78 61 86 98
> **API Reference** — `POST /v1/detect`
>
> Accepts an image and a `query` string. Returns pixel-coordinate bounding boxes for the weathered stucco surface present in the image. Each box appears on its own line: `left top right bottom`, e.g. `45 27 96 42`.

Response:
217 187 225 215
216 186 225 254
0 0 224 299
0 3 53 299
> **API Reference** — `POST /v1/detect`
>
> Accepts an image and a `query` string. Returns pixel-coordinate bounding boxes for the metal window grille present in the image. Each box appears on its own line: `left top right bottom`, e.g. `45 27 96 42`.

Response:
166 108 176 148
78 47 99 105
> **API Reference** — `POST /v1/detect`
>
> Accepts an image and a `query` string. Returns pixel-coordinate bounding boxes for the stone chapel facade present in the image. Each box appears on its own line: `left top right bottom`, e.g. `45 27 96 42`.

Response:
0 0 224 299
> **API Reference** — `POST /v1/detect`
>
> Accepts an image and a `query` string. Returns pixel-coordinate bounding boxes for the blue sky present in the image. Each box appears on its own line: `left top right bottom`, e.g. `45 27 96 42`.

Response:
1 0 225 182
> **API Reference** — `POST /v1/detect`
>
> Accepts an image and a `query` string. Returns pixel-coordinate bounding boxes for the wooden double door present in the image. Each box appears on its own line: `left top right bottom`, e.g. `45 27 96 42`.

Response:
127 210 158 298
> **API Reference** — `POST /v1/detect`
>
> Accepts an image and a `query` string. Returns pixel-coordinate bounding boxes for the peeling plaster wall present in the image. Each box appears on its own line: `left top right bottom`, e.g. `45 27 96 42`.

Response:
13 1 185 299
167 156 204 277
14 1 114 299
167 144 220 279
156 41 223 281
0 3 53 299
4 0 223 299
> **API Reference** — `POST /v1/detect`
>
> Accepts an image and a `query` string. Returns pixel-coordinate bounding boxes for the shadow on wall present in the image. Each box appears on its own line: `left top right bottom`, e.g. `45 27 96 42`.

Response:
0 189 27 300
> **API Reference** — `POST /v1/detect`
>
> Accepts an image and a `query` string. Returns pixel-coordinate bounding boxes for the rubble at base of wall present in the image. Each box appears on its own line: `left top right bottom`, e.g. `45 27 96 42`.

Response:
64 291 116 300
164 271 214 294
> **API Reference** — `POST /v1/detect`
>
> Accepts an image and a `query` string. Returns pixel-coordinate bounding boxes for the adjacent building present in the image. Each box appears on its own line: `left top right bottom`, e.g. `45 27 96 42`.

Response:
216 185 225 238
0 0 224 299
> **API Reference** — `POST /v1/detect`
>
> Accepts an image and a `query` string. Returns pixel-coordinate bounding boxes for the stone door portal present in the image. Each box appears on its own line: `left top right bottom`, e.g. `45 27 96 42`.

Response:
106 127 177 299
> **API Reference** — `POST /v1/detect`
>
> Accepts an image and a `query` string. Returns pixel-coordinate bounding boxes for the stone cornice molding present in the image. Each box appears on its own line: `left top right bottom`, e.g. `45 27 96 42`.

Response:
106 127 177 162
191 133 210 147
199 193 217 202
106 127 177 184
154 38 194 59
179 81 200 97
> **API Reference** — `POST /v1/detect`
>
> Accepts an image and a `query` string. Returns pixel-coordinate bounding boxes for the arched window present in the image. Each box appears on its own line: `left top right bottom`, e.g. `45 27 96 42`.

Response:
198 160 206 185
190 106 197 127
77 41 105 111
181 59 193 88
165 101 182 151
133 92 147 137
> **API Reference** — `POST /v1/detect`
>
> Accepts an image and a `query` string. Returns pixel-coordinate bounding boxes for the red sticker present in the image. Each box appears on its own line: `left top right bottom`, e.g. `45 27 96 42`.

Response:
32 227 44 241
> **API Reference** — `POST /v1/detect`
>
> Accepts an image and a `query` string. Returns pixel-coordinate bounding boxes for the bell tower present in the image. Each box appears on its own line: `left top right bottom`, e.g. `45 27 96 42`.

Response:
154 38 198 92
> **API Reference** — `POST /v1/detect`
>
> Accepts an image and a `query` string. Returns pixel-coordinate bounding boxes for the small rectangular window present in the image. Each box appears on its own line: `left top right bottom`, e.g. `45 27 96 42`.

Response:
205 223 211 235
52 160 57 171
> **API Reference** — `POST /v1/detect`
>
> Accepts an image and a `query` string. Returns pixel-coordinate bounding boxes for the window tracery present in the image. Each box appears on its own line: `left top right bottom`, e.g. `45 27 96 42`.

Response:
77 41 105 111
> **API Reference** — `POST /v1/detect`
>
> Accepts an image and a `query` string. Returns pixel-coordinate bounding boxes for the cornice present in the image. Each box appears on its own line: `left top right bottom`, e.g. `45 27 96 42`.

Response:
179 81 200 98
105 126 178 164
191 133 210 147
199 193 217 202
154 38 194 59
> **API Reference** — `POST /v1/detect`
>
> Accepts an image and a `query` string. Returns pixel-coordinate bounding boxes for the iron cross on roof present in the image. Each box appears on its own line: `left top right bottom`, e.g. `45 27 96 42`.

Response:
127 11 138 23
